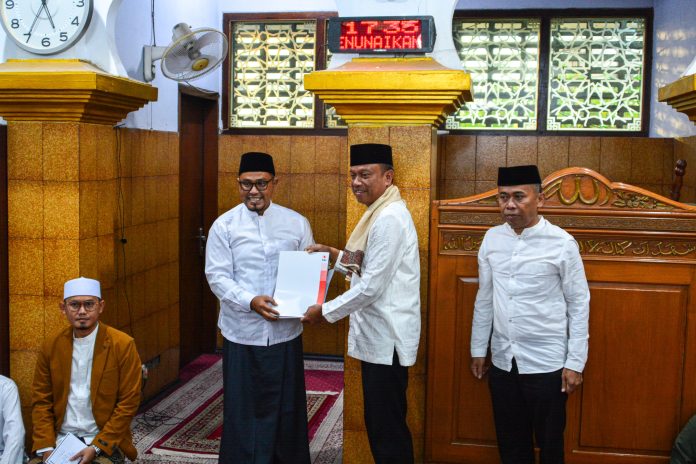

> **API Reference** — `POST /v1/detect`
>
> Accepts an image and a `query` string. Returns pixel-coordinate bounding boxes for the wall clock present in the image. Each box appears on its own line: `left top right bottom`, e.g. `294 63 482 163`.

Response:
1 0 94 55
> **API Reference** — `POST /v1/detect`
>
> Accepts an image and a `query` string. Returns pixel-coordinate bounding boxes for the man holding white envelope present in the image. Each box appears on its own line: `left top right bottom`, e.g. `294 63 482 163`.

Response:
205 152 314 464
302 143 421 464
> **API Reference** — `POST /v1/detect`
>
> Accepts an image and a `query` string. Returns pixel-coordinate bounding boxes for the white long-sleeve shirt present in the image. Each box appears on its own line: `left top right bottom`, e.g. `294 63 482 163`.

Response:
0 376 25 464
470 217 590 374
60 325 100 441
323 200 421 366
205 202 314 346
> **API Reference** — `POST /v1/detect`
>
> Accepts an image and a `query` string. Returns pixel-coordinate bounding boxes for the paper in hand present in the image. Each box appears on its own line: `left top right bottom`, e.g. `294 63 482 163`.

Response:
45 433 87 464
273 251 330 318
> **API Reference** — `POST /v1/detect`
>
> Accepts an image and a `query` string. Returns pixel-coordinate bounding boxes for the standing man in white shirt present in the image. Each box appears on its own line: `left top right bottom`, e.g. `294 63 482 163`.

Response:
205 152 314 464
30 277 142 464
0 375 25 463
303 143 421 464
470 165 590 464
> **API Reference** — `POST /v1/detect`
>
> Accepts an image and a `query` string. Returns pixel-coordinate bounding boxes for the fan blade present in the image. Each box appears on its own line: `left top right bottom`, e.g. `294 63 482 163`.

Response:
164 51 196 74
194 31 220 50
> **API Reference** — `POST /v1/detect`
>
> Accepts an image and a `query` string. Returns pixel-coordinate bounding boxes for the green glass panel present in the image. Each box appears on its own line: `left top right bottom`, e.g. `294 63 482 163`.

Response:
448 18 540 130
547 18 645 131
230 20 316 128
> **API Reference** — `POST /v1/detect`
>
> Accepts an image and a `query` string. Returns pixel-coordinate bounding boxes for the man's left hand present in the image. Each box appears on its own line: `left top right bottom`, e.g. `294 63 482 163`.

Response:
562 368 583 394
301 304 325 324
69 445 97 463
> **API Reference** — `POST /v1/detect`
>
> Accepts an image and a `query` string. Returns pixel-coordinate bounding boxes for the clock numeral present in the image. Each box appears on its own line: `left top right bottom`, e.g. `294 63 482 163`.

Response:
10 18 18 29
23 32 30 43
5 0 14 9
60 32 68 42
76 0 84 6
71 16 79 26
41 37 50 47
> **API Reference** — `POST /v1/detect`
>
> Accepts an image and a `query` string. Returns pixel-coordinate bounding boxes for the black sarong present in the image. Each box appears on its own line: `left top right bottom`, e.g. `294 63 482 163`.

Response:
219 336 310 464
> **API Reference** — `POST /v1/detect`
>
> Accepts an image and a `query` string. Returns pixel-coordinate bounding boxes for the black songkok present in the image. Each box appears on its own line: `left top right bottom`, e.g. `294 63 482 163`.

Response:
239 152 275 176
497 165 542 186
350 143 393 167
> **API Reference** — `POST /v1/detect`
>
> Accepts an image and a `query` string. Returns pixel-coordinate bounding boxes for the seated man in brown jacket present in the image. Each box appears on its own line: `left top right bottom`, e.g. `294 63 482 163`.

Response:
29 277 142 464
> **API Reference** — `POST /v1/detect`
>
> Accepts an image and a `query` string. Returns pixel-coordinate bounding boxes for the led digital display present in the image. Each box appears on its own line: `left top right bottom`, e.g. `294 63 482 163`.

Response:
328 16 436 54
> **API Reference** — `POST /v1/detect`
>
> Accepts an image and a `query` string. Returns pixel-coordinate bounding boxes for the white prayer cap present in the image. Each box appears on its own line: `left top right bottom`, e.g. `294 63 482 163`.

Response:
63 277 101 300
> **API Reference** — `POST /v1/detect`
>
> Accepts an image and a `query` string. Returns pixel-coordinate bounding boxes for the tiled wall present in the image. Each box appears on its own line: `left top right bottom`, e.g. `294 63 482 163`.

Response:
6 122 120 437
342 126 436 464
115 129 180 400
439 135 679 201
218 134 348 356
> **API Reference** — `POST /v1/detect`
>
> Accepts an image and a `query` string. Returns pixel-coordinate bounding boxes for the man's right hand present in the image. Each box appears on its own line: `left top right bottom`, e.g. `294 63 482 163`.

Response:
41 451 52 461
306 244 339 263
470 357 489 380
250 295 281 322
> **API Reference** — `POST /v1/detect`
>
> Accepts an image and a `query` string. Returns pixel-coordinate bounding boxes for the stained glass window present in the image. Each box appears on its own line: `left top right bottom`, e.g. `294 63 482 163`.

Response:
547 18 645 131
448 19 540 130
450 12 649 133
229 20 317 128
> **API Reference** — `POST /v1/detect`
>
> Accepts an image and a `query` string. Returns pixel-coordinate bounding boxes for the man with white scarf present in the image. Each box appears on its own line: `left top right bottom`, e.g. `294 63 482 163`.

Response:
303 143 421 464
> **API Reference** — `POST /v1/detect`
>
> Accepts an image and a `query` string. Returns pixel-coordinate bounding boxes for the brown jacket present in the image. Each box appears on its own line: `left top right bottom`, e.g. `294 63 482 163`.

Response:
31 323 142 460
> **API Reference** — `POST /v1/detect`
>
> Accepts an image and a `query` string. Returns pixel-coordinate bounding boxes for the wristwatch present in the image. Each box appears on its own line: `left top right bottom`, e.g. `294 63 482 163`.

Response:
91 444 102 456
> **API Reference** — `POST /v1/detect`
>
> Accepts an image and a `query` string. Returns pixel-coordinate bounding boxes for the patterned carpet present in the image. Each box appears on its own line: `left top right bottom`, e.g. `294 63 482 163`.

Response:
132 355 343 463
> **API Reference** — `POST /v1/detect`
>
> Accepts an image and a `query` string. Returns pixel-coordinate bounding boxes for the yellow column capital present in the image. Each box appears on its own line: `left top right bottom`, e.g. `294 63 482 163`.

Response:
305 57 472 127
0 59 157 125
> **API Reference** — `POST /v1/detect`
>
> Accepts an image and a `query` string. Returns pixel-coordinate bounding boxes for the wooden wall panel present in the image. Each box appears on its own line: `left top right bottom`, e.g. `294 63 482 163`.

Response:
579 282 687 452
453 277 496 444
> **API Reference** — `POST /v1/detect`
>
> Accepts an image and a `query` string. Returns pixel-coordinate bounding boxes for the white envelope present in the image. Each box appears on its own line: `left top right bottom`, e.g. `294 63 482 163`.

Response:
273 251 331 318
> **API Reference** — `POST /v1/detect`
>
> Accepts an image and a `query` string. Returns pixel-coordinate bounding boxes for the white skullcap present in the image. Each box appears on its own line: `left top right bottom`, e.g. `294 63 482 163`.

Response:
63 277 101 300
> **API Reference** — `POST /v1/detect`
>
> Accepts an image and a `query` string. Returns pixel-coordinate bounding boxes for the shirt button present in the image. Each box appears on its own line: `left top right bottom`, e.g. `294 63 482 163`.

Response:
508 318 512 322
511 341 516 344
508 296 512 300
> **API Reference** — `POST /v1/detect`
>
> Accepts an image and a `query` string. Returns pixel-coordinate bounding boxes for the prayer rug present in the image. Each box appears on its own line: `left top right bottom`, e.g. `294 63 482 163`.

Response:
132 356 343 463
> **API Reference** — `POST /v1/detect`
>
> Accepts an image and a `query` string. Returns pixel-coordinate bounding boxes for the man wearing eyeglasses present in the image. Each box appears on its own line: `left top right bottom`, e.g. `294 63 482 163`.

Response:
29 277 142 464
205 152 313 464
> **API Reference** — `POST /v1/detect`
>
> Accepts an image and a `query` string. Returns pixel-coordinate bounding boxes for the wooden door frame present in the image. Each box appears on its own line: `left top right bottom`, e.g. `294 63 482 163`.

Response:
0 126 7 376
178 85 219 365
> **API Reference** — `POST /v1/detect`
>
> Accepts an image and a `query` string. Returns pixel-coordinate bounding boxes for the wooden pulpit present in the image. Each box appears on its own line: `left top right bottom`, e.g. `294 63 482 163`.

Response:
426 167 696 464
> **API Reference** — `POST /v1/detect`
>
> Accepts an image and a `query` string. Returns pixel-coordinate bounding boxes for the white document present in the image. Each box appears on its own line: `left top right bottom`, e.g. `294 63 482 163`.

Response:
274 251 330 318
46 433 87 464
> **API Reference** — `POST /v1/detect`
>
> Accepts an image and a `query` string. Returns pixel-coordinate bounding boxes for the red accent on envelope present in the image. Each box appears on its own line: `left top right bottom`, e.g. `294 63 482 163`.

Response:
316 255 329 304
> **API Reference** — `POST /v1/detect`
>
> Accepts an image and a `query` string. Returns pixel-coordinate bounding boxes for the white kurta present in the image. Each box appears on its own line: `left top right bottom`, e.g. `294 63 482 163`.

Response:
206 202 314 346
60 325 100 441
0 376 25 464
323 200 421 366
470 217 590 374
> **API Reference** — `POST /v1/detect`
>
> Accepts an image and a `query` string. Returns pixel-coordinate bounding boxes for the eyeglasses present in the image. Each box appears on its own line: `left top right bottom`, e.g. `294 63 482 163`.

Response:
66 300 99 312
238 178 274 192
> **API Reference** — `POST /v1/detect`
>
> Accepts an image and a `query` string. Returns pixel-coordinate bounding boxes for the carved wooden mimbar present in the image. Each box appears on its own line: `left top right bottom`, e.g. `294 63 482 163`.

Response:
426 167 696 464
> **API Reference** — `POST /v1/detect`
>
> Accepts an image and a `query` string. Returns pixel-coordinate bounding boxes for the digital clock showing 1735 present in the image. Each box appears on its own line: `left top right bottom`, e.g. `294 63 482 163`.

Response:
327 16 436 54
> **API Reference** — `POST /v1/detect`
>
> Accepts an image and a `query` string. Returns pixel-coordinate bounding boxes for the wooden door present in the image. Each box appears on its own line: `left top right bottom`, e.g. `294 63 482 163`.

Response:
178 86 219 368
426 168 696 463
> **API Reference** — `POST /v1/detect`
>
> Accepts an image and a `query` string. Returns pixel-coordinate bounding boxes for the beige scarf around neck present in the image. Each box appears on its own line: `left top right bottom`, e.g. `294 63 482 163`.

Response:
340 184 402 278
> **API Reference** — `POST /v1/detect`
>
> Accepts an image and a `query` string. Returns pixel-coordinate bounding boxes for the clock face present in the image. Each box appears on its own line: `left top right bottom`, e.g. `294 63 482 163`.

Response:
0 0 94 55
